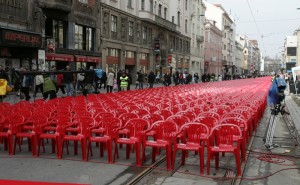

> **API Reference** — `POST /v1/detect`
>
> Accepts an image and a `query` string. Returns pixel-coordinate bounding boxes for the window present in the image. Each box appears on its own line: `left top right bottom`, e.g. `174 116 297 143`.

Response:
177 11 180 26
86 28 92 51
150 0 153 13
158 4 162 17
164 8 167 19
172 16 174 23
128 0 132 8
142 26 147 40
108 48 119 57
75 24 94 51
52 20 65 48
148 28 152 43
141 53 149 60
224 44 226 50
141 0 145 10
126 51 135 58
75 25 83 50
129 21 133 36
185 0 188 10
185 19 188 33
111 15 117 32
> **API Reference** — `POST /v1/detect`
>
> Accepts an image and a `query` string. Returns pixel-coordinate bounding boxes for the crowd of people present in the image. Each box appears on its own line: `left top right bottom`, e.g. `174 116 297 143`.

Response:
1 64 266 102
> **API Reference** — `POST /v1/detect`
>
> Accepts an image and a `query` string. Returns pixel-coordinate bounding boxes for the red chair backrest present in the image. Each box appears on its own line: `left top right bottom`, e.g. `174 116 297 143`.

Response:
179 123 209 143
131 109 150 118
101 117 122 137
176 111 196 122
220 117 247 130
194 116 219 131
211 124 242 145
150 120 178 140
154 110 173 120
111 108 128 118
124 118 150 138
167 115 189 128
142 113 164 125
118 113 139 126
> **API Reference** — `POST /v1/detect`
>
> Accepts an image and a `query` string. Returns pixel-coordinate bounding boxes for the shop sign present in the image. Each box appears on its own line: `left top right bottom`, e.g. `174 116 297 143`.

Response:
0 28 42 48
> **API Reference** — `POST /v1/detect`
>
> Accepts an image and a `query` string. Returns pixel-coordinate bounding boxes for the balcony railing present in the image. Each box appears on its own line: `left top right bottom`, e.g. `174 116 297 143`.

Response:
155 15 176 31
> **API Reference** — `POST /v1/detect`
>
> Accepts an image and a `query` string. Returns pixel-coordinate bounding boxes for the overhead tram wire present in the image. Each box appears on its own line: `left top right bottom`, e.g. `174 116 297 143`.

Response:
245 0 266 55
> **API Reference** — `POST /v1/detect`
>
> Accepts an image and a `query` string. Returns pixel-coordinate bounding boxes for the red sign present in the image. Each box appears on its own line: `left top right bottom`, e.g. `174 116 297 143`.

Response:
0 28 42 48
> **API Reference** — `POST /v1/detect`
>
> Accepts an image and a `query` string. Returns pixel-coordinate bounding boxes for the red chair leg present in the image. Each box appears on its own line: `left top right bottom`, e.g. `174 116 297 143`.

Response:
135 143 141 167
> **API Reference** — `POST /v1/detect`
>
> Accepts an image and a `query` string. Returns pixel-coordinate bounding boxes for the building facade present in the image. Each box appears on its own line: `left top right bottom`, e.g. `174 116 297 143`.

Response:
0 0 43 70
0 0 102 71
189 0 205 76
204 20 222 76
203 1 235 79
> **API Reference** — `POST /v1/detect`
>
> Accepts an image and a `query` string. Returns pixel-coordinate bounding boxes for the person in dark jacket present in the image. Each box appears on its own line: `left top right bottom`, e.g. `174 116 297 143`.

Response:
126 72 132 90
117 70 123 92
99 71 107 89
147 70 156 88
84 66 95 95
20 67 33 101
0 65 9 81
63 65 75 96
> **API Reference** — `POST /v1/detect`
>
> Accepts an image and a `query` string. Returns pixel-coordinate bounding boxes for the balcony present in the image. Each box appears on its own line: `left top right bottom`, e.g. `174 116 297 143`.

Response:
37 0 72 12
196 35 204 43
155 15 177 31
74 0 94 15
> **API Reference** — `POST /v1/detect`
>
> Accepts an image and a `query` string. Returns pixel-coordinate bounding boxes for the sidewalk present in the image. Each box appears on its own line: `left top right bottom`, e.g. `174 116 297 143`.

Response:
1 83 165 105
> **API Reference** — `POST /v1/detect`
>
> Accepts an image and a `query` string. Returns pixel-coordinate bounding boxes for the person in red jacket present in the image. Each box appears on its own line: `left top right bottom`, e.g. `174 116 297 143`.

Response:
56 72 66 94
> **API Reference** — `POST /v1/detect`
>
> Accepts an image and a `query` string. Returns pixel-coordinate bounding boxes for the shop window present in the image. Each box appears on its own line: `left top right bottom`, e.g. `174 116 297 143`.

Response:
126 51 135 58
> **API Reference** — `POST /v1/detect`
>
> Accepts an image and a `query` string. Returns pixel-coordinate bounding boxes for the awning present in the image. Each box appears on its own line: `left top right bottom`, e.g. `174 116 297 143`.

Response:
75 55 101 63
46 53 74 62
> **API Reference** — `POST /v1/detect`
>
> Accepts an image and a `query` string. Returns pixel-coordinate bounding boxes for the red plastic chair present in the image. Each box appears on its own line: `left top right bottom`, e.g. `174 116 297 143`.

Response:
207 124 243 176
220 117 248 162
131 109 150 118
176 111 196 122
154 109 173 120
61 117 94 160
197 112 220 122
143 120 178 170
87 117 122 163
114 118 149 166
37 116 69 158
173 123 209 175
111 108 128 118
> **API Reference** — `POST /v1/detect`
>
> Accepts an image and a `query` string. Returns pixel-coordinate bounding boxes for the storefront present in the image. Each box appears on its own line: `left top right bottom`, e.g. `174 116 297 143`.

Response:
45 53 101 71
0 27 43 70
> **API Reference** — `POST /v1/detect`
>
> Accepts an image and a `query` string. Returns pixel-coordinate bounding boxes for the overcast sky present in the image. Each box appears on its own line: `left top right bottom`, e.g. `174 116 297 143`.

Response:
206 0 300 58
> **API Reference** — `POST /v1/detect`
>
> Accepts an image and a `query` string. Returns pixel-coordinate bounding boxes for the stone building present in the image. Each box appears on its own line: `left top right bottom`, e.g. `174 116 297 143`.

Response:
0 0 102 71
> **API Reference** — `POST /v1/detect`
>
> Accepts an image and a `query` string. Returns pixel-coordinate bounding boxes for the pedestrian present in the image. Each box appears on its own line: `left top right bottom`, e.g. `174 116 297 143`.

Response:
117 70 123 92
84 66 95 95
99 71 107 89
76 69 85 91
120 72 129 91
127 72 132 90
106 68 115 93
194 73 199 83
147 70 155 88
20 66 33 101
56 72 66 95
63 65 75 96
43 74 57 100
135 72 139 89
34 73 44 97
0 65 9 102
138 71 144 89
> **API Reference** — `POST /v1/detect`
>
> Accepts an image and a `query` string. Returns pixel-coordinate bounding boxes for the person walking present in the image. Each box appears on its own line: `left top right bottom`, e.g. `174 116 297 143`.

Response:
34 73 44 97
63 65 75 96
120 72 129 91
147 70 155 88
20 67 33 101
0 65 9 102
106 68 115 93
43 74 57 100
56 72 66 95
